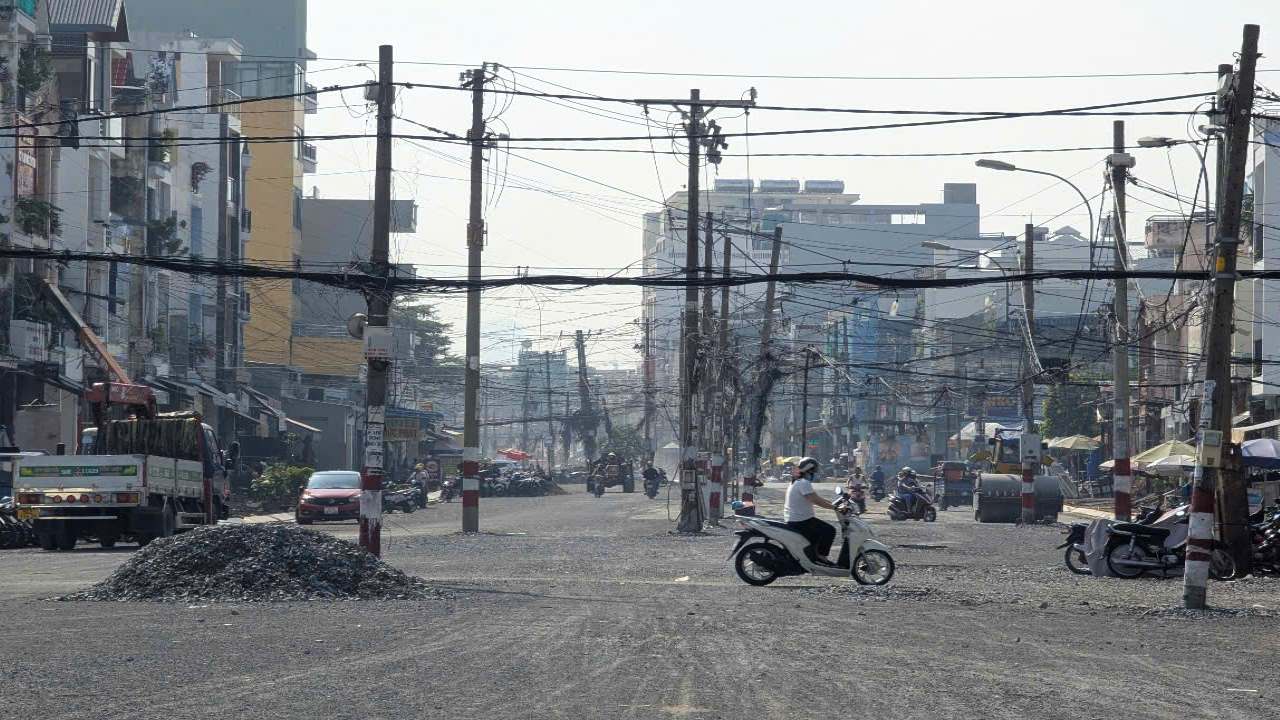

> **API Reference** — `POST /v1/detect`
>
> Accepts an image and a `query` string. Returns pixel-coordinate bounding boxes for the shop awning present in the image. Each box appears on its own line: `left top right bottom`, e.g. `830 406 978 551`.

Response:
286 417 323 434
1233 418 1280 433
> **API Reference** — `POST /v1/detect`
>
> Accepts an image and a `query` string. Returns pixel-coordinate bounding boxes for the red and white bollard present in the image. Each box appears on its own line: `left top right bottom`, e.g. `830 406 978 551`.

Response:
708 454 723 521
1113 457 1132 522
1183 473 1216 608
461 447 479 532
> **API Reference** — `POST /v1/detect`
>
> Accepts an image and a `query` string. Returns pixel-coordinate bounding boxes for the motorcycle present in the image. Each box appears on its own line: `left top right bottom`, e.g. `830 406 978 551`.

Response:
440 478 457 503
886 488 937 522
1104 503 1236 579
727 489 896 587
1058 522 1090 575
869 478 886 502
382 485 419 513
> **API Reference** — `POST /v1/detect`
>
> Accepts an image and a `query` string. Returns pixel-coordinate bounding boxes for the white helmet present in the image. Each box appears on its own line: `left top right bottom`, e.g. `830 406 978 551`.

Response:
797 457 820 476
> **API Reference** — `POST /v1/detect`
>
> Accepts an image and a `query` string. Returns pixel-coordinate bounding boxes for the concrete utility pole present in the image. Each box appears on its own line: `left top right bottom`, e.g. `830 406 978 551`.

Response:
544 351 556 473
800 347 813 457
574 330 597 463
359 45 394 556
461 63 489 533
701 211 716 451
641 319 654 460
743 225 784 506
521 365 531 452
1110 121 1134 522
718 227 732 475
1020 222 1037 525
1187 26 1260 608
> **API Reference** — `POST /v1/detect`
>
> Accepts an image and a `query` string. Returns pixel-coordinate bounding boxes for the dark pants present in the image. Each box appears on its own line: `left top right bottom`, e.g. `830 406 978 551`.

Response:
788 517 836 560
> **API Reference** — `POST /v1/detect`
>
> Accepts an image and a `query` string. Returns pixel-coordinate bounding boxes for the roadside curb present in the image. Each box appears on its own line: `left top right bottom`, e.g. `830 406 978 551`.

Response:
1062 504 1113 520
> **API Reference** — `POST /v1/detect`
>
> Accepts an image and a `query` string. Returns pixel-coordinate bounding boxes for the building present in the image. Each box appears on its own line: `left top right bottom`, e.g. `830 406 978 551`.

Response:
124 0 316 367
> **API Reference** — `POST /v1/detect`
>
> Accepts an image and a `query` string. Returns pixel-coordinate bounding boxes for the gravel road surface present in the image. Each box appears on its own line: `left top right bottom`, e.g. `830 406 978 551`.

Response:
1 483 1276 719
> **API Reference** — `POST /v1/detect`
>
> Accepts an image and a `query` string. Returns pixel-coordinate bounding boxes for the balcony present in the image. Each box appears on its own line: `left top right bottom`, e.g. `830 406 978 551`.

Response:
299 140 317 173
0 0 38 17
209 87 242 119
303 83 318 115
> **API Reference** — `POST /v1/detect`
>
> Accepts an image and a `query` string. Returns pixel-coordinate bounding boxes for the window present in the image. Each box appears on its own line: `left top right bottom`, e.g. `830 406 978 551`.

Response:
293 188 303 229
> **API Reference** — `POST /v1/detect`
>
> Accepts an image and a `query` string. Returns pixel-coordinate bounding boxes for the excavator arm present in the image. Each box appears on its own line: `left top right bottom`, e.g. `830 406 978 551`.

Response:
36 278 156 423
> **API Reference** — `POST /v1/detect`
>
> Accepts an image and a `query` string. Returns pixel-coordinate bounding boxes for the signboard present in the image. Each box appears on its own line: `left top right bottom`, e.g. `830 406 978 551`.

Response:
364 405 385 471
385 417 421 442
363 327 393 360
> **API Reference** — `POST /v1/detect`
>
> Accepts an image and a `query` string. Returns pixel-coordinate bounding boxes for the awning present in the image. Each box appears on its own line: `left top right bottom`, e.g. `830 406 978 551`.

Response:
1233 418 1280 433
286 418 323 434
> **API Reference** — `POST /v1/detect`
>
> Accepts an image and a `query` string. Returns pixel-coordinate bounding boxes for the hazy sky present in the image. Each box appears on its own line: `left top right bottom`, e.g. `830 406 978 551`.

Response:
305 0 1277 367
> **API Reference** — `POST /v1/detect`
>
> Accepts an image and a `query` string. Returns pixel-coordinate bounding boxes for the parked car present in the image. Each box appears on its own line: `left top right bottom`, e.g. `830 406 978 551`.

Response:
296 471 361 524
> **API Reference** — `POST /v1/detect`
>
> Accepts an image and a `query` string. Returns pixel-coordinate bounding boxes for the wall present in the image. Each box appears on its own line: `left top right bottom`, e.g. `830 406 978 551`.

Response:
282 395 353 471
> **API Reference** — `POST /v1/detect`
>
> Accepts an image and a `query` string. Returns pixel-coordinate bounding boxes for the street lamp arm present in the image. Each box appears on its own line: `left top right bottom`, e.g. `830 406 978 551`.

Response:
1012 168 1096 246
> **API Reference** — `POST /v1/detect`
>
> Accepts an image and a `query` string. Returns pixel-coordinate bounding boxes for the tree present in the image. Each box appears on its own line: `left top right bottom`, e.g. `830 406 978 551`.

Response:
598 425 647 461
1041 381 1100 439
392 301 459 368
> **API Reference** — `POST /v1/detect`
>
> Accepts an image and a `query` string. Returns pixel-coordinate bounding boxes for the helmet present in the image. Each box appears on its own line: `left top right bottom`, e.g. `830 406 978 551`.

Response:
900 466 915 476
415 463 424 470
797 457 820 476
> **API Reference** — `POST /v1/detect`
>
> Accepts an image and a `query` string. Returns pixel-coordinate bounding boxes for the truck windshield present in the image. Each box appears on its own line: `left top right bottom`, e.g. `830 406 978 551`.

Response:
307 472 361 489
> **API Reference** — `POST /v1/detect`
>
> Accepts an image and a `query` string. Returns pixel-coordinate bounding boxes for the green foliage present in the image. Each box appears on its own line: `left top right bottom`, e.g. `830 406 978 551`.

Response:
147 216 185 255
110 176 145 220
249 465 315 505
1041 381 1100 439
16 46 52 96
392 301 459 367
14 198 61 238
598 425 647 461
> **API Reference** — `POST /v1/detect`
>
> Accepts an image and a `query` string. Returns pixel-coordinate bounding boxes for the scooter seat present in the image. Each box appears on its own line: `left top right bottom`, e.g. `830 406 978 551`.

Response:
1112 523 1170 539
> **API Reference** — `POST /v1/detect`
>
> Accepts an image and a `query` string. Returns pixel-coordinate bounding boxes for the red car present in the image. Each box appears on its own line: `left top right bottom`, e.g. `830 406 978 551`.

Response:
296 471 361 524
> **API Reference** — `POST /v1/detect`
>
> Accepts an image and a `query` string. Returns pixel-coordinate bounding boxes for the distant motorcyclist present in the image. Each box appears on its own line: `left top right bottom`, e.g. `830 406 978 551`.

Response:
784 457 837 565
845 475 867 514
896 468 927 515
409 463 430 507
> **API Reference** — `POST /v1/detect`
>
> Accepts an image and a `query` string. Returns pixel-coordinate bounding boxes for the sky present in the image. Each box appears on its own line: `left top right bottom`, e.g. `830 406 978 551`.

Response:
304 0 1279 368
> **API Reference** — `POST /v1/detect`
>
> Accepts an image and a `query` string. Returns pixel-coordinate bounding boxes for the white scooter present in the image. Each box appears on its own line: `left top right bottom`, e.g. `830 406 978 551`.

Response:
728 489 896 586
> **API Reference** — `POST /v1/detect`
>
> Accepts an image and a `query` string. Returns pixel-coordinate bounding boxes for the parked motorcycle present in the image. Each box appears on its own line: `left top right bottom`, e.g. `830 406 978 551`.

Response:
382 485 419 513
728 489 895 586
1105 504 1236 579
886 489 937 522
1058 522 1090 575
1 496 36 549
441 478 457 503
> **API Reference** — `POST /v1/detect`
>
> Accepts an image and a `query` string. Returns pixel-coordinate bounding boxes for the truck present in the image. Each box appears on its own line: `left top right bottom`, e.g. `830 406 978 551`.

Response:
12 278 236 550
14 413 236 550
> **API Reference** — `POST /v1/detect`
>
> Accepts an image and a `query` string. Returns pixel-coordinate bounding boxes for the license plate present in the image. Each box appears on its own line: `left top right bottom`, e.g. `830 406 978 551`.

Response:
17 507 39 521
323 507 339 515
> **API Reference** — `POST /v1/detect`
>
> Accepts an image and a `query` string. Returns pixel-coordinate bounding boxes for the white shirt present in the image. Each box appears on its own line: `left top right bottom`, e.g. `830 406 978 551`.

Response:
783 477 816 522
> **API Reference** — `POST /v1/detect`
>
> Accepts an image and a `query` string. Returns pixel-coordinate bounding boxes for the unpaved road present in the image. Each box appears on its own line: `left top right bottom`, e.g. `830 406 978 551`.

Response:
1 484 1276 719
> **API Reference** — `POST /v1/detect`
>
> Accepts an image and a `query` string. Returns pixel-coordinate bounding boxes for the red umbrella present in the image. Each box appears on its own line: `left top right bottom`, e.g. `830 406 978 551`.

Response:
499 448 531 461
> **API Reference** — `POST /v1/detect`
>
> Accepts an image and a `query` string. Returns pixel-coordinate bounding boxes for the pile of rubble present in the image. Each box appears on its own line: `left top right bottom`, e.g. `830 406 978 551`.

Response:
61 523 444 602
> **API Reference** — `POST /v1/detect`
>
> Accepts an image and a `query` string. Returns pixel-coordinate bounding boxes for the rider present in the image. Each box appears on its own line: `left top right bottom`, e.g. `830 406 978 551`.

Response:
784 457 838 565
409 463 429 508
896 467 926 515
641 461 660 488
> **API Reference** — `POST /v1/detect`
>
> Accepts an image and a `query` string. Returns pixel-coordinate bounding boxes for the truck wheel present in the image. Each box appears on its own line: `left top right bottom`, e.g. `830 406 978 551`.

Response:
160 503 176 538
622 477 635 493
99 537 117 549
38 532 57 551
56 529 76 552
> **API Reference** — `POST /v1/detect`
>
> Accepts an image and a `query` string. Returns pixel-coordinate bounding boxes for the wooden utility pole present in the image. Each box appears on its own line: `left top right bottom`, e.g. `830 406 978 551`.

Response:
461 63 489 533
1020 222 1037 525
544 350 556 473
1187 27 1260 608
359 45 394 556
1110 121 1134 523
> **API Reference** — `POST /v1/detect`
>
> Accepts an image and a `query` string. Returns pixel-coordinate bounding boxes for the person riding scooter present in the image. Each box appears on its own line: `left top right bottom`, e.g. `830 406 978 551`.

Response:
870 465 886 499
896 468 928 516
846 476 867 514
785 457 838 565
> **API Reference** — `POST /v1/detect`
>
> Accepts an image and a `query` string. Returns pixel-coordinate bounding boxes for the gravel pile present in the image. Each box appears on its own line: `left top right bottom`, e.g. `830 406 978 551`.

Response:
60 524 446 602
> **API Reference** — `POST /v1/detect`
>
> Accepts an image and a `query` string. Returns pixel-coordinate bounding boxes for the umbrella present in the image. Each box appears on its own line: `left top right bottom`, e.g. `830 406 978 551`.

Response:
1144 454 1196 475
498 448 531 461
1242 438 1280 469
1131 440 1197 466
1049 435 1099 451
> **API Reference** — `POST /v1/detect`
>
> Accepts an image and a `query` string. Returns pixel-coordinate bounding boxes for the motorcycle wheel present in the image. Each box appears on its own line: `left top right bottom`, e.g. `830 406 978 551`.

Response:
924 508 937 522
1209 548 1237 580
1064 546 1090 575
853 550 895 586
1106 541 1150 578
734 544 782 586
403 504 416 514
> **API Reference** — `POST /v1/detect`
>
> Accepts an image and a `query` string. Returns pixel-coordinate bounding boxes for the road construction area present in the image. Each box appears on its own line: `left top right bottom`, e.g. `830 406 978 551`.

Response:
2 484 1277 720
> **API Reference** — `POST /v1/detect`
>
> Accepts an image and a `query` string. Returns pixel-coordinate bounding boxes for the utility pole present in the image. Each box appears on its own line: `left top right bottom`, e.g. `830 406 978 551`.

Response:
642 319 654 460
800 347 813 457
520 365 531 452
461 63 489 533
701 211 716 453
574 330 597 463
359 45 394 556
1109 121 1134 523
743 225 784 506
1187 27 1260 608
1020 222 1037 525
544 350 556 473
718 227 732 467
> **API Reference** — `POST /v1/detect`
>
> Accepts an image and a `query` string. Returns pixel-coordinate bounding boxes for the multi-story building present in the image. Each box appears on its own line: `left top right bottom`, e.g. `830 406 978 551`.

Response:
125 0 315 367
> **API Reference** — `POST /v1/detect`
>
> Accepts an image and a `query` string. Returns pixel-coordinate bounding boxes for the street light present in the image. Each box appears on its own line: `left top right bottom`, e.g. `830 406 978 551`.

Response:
1135 136 1212 245
973 159 1095 251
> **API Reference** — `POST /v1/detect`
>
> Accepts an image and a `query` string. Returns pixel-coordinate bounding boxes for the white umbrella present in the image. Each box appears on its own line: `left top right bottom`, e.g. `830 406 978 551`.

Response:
1144 454 1196 476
